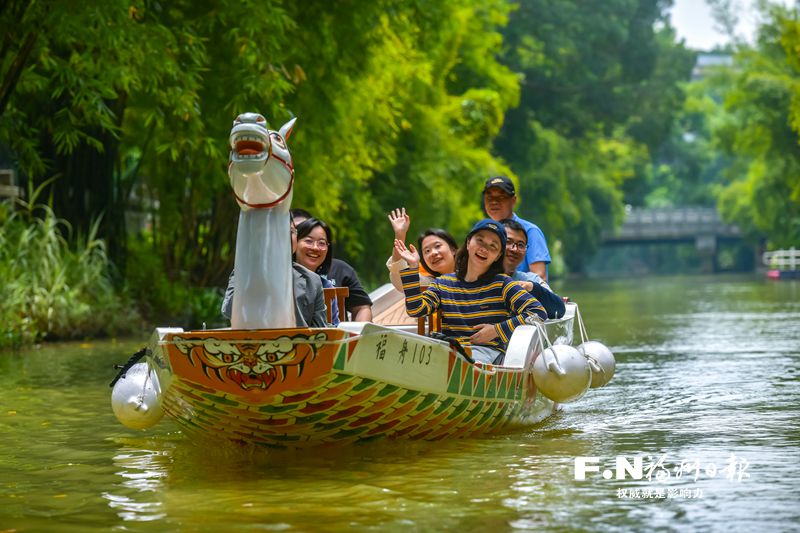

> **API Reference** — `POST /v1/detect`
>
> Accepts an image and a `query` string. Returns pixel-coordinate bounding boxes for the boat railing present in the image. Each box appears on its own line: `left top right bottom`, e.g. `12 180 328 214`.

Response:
418 310 442 335
763 248 800 271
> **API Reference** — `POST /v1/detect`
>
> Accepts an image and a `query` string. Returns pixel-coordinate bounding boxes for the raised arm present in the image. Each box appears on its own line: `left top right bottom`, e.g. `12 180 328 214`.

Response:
388 207 410 261
398 239 440 317
387 208 415 291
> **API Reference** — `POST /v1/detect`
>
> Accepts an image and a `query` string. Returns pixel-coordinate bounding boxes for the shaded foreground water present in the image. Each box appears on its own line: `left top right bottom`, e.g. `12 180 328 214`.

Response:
1 275 798 532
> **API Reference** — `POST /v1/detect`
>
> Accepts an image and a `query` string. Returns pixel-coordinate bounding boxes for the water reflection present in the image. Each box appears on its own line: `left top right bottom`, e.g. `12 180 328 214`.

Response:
103 442 173 521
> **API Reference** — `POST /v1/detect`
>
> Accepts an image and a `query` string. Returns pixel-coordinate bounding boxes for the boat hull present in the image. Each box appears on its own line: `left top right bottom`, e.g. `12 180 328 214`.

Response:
146 321 569 448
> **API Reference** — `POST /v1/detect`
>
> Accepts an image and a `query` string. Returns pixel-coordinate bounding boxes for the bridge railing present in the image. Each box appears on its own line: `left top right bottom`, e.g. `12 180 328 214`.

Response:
606 207 740 241
763 248 800 271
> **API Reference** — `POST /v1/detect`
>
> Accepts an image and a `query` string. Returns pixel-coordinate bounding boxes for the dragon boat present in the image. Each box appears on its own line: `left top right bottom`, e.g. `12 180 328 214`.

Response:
110 112 615 448
112 288 615 448
114 304 564 446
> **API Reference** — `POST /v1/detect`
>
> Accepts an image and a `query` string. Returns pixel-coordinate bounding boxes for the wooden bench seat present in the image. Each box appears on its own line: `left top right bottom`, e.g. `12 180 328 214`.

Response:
322 286 349 323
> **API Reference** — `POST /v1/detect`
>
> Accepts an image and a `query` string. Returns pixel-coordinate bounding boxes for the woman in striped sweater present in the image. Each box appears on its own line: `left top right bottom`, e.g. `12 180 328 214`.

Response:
396 219 546 365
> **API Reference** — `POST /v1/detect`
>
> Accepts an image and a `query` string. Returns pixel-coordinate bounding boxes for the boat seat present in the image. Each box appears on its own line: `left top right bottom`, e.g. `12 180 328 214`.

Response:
417 310 442 335
323 286 349 323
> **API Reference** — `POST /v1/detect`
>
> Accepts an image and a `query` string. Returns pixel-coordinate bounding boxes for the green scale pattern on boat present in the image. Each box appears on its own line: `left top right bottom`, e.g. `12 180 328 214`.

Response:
159 336 550 448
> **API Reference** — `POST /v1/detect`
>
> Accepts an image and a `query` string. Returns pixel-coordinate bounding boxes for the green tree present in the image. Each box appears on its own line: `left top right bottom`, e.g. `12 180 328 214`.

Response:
644 77 734 208
496 0 694 271
1 0 702 328
1 1 299 282
2 0 524 296
714 2 800 246
281 0 521 283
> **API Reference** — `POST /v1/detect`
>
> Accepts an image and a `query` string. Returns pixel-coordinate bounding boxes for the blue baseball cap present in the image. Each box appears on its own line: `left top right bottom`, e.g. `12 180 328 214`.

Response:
467 219 507 250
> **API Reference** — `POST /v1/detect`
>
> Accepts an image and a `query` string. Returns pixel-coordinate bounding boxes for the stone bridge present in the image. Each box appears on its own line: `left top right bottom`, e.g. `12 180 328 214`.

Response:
601 207 745 272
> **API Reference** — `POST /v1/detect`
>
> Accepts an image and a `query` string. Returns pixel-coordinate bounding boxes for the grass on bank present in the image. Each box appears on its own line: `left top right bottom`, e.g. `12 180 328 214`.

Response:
0 197 142 349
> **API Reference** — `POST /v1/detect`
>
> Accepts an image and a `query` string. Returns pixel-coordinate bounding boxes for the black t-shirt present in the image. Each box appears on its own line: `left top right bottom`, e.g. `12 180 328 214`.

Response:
325 258 372 314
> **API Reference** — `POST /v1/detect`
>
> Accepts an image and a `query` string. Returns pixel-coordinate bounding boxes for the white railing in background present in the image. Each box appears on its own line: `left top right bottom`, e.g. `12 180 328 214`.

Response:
763 248 800 271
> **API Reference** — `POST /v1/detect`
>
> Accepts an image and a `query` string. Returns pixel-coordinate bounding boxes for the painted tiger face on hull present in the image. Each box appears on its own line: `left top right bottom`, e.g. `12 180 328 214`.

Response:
173 333 327 391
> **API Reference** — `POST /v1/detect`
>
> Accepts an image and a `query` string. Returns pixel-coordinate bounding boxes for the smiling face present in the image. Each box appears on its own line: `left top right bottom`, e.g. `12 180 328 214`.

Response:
503 227 527 273
421 235 456 275
295 225 329 272
466 229 502 278
483 187 516 221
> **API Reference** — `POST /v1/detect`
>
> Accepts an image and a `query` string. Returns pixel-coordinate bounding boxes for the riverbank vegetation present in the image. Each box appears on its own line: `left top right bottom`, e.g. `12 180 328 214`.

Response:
0 189 142 349
1 1 798 345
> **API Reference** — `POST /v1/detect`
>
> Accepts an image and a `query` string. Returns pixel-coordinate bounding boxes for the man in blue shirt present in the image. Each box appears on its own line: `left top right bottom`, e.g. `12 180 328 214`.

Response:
482 176 551 279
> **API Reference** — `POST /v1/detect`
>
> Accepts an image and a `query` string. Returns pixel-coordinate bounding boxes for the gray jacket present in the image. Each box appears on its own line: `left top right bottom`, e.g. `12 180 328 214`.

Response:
222 264 328 328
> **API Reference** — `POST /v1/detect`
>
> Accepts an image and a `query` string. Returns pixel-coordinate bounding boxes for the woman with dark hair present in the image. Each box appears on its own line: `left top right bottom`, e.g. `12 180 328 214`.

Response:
295 217 372 323
386 207 457 292
418 228 458 276
396 219 546 365
222 218 329 328
295 218 334 277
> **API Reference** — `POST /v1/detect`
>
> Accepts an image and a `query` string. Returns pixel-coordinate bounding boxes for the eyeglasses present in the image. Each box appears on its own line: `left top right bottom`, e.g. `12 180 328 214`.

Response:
507 240 527 251
300 237 329 249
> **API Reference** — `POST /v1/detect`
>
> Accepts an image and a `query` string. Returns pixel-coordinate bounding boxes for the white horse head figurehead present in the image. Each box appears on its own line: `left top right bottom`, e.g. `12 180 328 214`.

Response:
228 113 299 330
228 112 296 211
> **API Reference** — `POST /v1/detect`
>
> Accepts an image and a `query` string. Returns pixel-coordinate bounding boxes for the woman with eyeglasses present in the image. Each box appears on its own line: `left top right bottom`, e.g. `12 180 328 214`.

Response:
295 217 372 323
222 218 330 328
396 219 546 365
386 207 458 292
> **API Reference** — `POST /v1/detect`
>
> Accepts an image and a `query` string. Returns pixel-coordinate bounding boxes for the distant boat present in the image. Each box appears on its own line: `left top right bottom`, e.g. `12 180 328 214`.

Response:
763 248 800 280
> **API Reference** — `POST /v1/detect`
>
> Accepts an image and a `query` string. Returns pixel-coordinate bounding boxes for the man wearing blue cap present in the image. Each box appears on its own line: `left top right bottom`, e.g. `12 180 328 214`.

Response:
482 176 551 280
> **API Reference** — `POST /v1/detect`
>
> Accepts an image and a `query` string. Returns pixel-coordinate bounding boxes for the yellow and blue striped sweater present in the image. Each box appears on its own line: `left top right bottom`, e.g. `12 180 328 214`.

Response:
400 268 546 353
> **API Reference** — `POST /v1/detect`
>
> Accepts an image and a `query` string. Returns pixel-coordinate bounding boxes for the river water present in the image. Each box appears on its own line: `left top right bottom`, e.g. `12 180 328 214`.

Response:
1 275 798 532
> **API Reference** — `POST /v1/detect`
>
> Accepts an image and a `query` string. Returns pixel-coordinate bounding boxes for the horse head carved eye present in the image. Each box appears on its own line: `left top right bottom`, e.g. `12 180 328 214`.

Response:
270 133 286 150
266 353 278 363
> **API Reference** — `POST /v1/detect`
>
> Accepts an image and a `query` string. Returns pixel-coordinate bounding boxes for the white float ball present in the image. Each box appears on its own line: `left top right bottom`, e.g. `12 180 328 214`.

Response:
578 341 616 389
111 362 164 430
532 344 592 403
